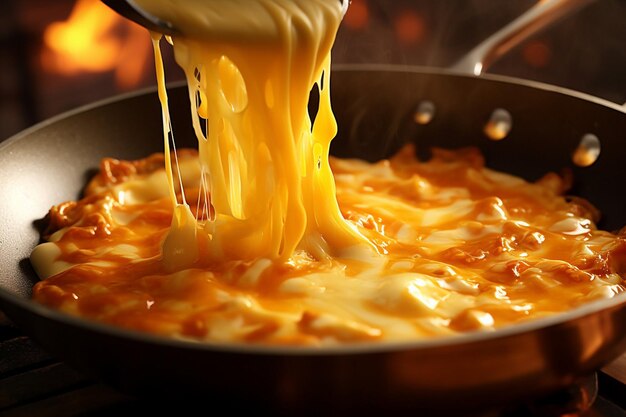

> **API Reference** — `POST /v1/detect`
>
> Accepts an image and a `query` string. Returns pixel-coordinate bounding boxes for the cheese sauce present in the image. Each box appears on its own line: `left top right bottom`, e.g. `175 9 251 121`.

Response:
30 0 626 345
31 146 626 344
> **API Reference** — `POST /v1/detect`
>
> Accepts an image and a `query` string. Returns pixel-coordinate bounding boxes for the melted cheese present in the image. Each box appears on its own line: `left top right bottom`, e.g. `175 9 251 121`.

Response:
29 0 626 345
144 0 369 265
31 148 626 344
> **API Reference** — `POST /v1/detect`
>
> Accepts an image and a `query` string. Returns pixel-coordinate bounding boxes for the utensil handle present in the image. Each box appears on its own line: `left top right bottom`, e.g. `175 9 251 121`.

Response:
453 0 596 76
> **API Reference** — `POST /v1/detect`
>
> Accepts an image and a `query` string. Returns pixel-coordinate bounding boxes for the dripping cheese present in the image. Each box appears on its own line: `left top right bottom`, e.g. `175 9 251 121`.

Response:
146 0 369 266
30 0 626 345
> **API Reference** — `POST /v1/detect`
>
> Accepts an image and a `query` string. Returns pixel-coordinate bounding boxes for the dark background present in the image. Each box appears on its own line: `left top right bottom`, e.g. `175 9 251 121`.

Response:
1 0 626 142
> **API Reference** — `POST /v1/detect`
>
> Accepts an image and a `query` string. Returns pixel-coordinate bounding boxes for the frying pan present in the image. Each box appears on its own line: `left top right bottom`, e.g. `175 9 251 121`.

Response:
1 66 625 415
2 3 626 415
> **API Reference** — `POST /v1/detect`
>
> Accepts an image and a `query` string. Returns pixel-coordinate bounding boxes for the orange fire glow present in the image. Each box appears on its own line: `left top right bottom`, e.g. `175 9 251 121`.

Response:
522 40 552 68
344 0 370 30
394 10 426 46
41 0 151 89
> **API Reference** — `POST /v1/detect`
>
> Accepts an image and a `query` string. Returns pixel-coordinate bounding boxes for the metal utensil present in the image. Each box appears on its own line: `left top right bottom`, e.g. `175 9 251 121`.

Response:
100 0 351 38
101 0 179 35
453 0 596 75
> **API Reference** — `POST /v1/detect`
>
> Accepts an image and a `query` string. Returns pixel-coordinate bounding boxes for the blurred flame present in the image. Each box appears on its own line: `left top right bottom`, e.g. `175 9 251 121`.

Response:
522 40 552 68
343 0 369 30
41 0 151 89
395 10 426 45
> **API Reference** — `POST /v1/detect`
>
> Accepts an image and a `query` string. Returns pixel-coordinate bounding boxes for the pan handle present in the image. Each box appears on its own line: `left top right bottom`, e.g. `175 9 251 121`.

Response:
452 0 596 76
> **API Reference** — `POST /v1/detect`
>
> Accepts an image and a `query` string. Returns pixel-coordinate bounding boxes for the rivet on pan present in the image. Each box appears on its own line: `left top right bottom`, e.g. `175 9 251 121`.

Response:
484 108 512 141
414 100 436 125
572 134 601 167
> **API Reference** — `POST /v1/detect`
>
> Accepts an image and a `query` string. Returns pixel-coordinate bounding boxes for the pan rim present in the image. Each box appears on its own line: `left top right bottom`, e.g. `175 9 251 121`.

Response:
1 64 625 356
335 63 626 113
2 63 624 154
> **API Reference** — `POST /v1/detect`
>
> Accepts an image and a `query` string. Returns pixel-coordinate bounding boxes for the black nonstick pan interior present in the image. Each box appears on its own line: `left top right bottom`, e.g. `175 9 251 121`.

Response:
0 65 625 415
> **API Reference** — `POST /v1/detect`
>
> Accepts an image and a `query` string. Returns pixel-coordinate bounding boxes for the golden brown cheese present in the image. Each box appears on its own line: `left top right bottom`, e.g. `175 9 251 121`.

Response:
31 146 626 345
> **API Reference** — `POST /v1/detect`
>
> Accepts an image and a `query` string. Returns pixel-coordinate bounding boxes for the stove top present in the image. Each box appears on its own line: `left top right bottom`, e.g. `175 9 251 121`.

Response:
0 311 624 417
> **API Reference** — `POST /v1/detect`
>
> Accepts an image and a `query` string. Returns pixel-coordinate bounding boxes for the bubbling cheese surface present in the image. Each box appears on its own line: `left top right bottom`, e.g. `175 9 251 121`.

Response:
30 0 626 344
31 146 626 344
